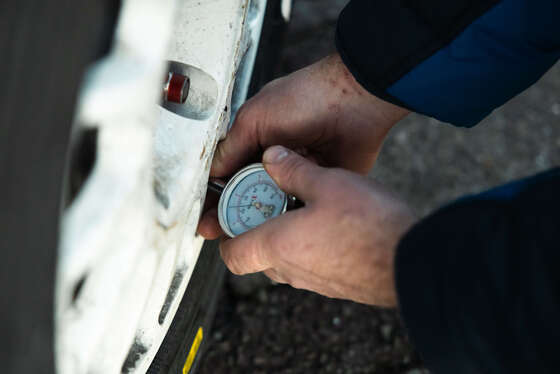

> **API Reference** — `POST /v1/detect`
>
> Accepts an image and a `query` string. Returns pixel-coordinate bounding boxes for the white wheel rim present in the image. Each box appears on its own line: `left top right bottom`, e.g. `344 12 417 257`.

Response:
55 1 269 372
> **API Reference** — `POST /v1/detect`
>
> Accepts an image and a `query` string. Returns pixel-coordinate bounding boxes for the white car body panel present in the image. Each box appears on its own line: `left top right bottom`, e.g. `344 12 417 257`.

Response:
54 0 288 372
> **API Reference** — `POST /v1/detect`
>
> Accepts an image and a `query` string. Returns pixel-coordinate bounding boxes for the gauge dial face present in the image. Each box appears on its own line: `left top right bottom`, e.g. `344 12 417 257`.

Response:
219 165 287 237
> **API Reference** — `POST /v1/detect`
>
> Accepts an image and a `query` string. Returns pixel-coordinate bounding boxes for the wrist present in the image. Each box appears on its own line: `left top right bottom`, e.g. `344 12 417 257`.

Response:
371 198 417 308
328 53 410 129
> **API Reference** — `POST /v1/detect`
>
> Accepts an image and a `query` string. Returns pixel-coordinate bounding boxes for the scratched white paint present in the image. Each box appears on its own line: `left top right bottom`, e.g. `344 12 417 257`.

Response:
55 0 271 373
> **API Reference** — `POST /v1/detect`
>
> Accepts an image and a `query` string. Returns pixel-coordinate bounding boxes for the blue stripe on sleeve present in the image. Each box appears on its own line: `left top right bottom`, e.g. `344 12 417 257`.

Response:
386 0 560 127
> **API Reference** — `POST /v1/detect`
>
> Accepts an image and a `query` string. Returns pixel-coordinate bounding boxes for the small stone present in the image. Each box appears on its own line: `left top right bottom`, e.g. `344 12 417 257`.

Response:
270 356 285 366
257 289 268 303
396 130 409 145
237 350 248 366
380 324 393 340
405 369 430 374
219 341 231 352
253 356 267 366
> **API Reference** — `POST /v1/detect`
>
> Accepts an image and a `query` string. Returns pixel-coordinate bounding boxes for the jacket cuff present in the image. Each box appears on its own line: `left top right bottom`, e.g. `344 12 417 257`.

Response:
394 168 560 373
336 0 560 127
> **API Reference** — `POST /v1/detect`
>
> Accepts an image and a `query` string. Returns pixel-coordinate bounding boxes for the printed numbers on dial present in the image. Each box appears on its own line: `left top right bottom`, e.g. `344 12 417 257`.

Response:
218 164 287 238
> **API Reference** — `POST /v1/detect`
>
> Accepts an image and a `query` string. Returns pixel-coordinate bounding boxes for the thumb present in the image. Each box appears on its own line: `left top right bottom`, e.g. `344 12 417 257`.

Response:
262 146 323 202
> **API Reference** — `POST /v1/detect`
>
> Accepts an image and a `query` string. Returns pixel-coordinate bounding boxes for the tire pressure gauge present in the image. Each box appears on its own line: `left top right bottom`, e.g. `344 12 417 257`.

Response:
212 163 298 238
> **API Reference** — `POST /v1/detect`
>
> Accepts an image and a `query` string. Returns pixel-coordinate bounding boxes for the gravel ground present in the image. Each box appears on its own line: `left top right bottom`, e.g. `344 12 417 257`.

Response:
199 1 560 373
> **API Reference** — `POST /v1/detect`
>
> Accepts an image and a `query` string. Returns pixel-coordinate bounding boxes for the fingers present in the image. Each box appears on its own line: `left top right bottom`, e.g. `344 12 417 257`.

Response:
263 269 288 284
262 145 324 203
219 228 273 275
197 181 223 239
211 105 260 178
219 209 304 275
197 208 223 240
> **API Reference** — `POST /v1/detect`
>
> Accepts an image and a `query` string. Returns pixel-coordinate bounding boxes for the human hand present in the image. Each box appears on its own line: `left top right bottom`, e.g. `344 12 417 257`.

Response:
216 145 417 307
211 53 409 178
199 54 408 239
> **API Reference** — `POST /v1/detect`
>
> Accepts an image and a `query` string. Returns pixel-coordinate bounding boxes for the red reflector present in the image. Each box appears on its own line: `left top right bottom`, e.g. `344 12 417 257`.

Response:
163 72 190 104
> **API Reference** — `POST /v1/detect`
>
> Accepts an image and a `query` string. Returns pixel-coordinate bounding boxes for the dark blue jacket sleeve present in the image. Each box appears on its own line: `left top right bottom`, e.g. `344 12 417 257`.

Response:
395 169 560 374
337 3 560 372
336 0 560 126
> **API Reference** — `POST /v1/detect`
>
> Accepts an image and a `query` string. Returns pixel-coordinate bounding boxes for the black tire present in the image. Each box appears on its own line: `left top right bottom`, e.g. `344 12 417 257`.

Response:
248 0 289 97
146 240 226 374
0 1 119 373
0 1 286 373
146 2 288 373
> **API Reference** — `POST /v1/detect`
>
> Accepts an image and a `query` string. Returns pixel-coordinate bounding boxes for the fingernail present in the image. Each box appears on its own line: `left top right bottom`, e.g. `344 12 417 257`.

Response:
263 146 289 164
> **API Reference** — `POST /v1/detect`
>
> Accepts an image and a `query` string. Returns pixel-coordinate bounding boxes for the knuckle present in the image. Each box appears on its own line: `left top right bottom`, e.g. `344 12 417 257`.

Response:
323 168 347 186
220 250 238 274
338 206 364 229
323 169 359 199
232 105 256 137
234 103 252 124
289 279 306 291
228 264 244 276
335 198 372 236
282 157 308 189
235 97 262 127
229 255 247 275
233 102 261 144
272 270 288 284
220 243 244 275
221 238 269 275
246 242 266 273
